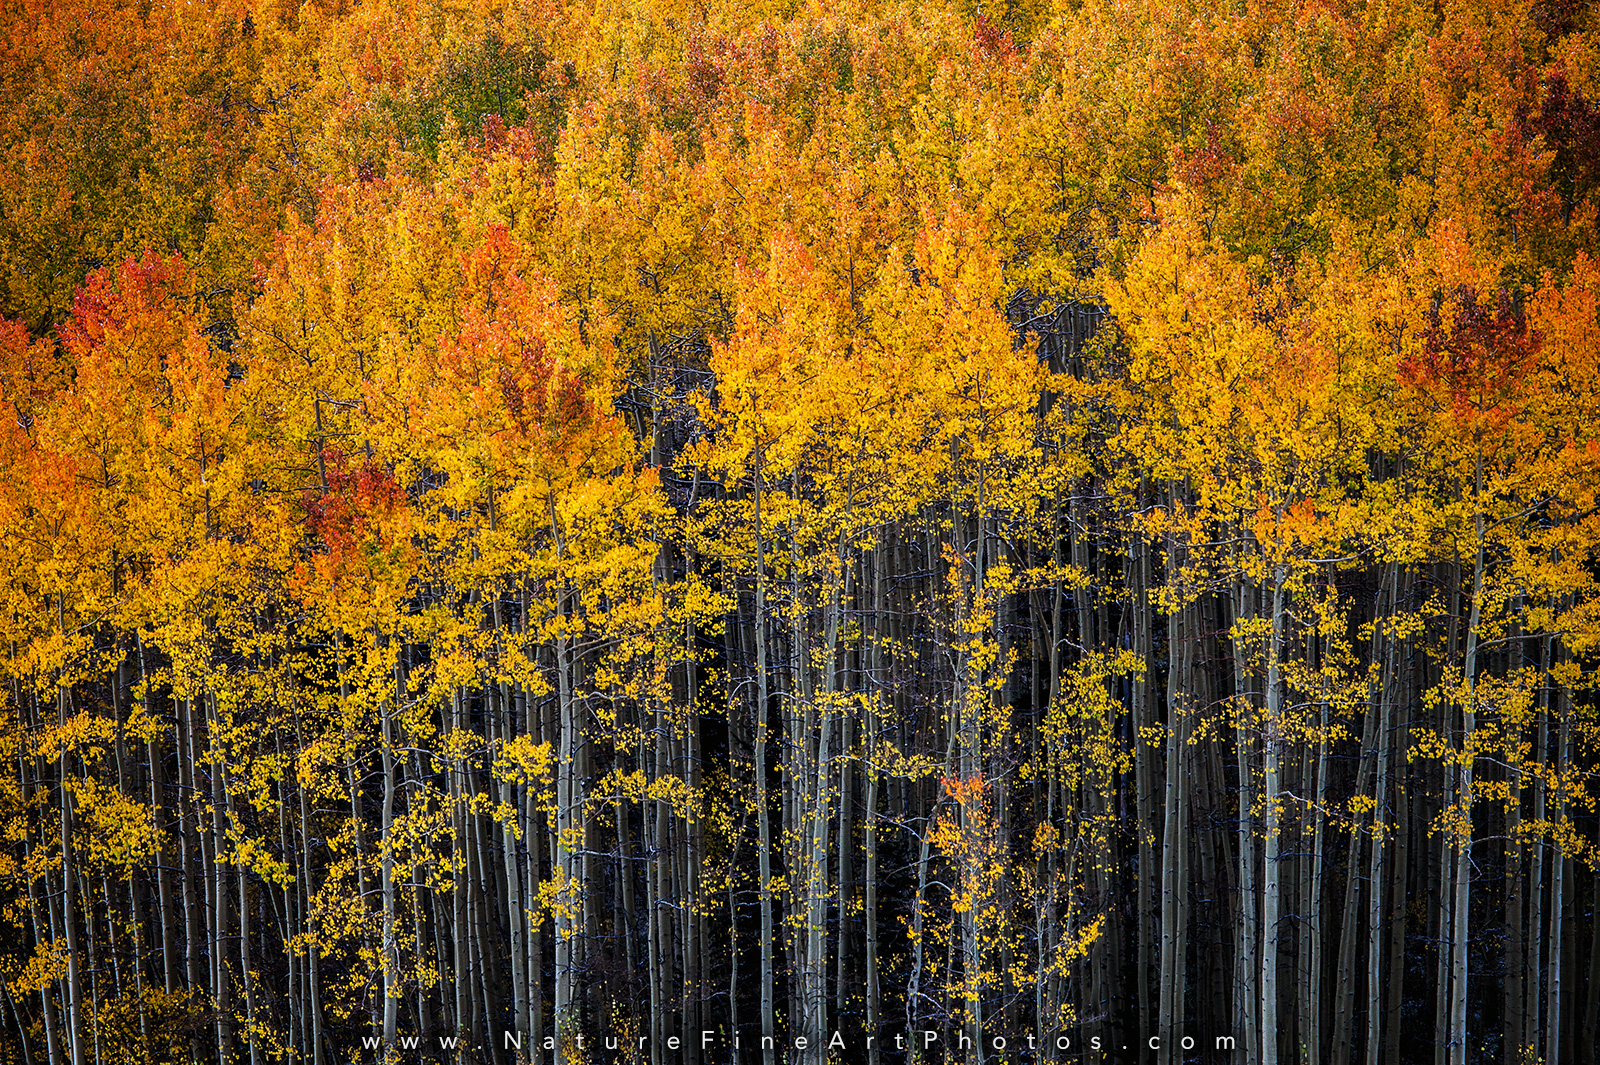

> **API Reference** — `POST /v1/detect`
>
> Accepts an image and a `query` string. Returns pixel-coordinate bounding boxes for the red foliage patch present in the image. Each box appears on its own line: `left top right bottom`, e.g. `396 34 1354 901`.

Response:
302 448 405 568
1399 285 1541 429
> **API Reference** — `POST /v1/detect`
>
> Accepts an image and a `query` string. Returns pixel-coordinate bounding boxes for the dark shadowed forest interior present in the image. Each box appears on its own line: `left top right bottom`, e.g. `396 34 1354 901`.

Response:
2 0 1600 1063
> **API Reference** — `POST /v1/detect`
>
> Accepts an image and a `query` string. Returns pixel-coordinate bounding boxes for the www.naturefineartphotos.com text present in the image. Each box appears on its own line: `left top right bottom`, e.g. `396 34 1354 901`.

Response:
3 1 1600 1065
344 1027 1241 1059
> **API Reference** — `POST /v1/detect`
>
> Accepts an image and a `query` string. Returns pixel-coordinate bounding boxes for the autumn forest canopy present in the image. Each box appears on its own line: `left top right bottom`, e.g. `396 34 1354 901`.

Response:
3 0 1600 1063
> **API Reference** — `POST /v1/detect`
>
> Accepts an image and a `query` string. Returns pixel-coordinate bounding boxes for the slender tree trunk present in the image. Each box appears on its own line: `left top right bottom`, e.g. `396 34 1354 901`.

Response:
294 705 326 1065
802 537 849 1063
553 504 581 1065
488 601 530 1051
1331 626 1383 1065
1383 734 1411 1065
649 716 668 1065
1526 694 1547 1059
381 643 401 1051
1307 666 1329 1065
451 691 471 1047
865 532 885 1065
1157 524 1190 1065
20 747 61 1065
3 980 34 1065
686 613 706 1065
1434 765 1455 1065
1544 694 1569 1065
1365 564 1397 1065
1506 629 1545 1065
57 599 87 1065
1133 523 1157 1063
1233 568 1260 1065
524 602 547 1048
1450 487 1487 1065
836 706 853 1028
208 692 235 1062
1581 861 1600 1065
752 455 776 1065
1259 567 1284 1065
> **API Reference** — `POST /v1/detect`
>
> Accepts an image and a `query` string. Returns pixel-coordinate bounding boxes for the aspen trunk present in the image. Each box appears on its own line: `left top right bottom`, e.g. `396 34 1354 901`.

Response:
1582 862 1600 1065
554 605 578 1063
1306 672 1328 1065
1505 628 1543 1065
1133 527 1157 1061
686 616 706 1065
524 609 547 1049
1433 766 1455 1065
1526 696 1546 1058
1232 569 1259 1064
451 691 471 1045
1331 630 1383 1065
2 981 34 1065
60 741 86 1065
1259 567 1284 1065
835 706 852 1027
381 648 401 1050
802 538 849 1061
1544 697 1569 1065
498 694 531 1048
20 747 61 1065
209 695 234 1062
1364 564 1397 1065
1432 562 1459 1065
294 705 327 1065
961 506 987 1065
1157 532 1189 1065
1450 496 1486 1065
1383 751 1411 1065
752 456 776 1065
865 533 885 1065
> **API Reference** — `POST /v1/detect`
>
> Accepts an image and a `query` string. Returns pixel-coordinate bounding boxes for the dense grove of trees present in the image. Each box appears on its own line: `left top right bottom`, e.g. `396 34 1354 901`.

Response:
3 1 1600 1063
